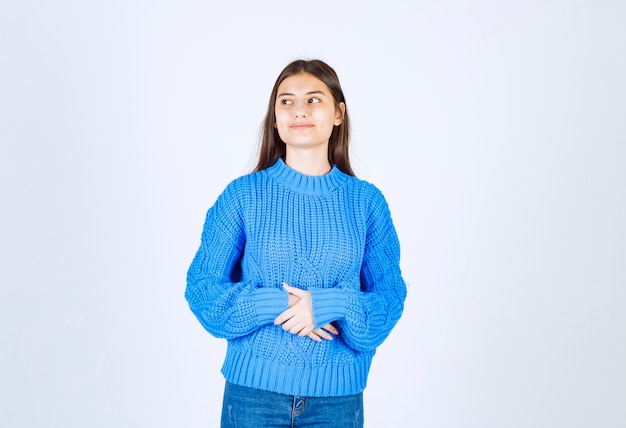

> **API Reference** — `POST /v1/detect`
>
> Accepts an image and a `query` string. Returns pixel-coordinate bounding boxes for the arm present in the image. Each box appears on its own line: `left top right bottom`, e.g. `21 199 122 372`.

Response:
309 188 407 352
185 183 288 339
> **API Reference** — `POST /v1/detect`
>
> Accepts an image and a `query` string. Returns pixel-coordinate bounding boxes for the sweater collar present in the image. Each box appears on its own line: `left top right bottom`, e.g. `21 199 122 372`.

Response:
266 158 349 196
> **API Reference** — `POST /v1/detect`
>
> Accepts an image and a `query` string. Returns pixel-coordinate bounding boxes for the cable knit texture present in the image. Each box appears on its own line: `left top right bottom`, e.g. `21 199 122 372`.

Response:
186 158 406 397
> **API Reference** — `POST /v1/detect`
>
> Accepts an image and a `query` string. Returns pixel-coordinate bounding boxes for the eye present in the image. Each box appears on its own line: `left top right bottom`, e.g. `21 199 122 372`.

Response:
308 97 320 104
279 99 293 105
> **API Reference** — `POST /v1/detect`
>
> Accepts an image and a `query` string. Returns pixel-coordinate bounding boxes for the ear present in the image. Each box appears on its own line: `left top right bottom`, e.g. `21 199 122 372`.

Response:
334 102 346 126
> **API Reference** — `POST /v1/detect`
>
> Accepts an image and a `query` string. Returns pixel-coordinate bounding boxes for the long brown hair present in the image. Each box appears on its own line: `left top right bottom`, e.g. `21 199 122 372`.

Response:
254 59 355 176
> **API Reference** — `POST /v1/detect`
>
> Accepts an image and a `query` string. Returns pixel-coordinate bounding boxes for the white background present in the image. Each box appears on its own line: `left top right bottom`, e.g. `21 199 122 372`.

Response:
1 1 624 427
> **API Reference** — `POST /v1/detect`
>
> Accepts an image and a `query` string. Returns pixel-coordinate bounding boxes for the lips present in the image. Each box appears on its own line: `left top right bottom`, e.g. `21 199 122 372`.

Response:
290 123 314 130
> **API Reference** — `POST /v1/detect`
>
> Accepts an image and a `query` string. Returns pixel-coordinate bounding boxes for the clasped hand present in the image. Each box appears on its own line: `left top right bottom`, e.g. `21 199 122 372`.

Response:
274 283 338 342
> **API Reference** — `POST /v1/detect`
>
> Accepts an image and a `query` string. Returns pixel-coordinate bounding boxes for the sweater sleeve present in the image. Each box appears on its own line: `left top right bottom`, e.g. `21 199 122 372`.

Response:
185 182 288 339
309 187 407 352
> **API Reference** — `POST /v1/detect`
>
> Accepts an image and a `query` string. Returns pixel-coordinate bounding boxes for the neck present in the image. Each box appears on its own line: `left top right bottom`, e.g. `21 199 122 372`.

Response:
284 147 331 176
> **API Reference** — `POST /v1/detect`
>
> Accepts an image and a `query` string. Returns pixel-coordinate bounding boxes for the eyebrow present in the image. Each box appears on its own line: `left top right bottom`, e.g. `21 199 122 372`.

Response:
277 90 327 98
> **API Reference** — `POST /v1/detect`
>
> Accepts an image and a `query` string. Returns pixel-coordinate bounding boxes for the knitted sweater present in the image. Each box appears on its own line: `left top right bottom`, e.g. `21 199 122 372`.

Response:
185 158 406 397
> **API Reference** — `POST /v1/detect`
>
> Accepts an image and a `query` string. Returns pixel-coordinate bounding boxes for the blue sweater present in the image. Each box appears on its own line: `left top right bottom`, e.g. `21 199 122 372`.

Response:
186 158 406 397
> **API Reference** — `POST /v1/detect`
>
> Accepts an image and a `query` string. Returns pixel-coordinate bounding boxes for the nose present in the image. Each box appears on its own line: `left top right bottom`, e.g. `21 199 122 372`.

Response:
294 101 308 118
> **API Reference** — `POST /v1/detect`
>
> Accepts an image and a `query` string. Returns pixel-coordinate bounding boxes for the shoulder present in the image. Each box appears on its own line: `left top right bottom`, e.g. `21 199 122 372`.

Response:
204 172 265 230
219 170 266 198
211 169 274 214
343 175 389 209
348 179 400 250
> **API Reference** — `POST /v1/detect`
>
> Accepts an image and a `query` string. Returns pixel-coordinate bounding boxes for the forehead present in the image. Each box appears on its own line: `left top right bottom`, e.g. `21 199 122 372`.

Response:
277 72 331 95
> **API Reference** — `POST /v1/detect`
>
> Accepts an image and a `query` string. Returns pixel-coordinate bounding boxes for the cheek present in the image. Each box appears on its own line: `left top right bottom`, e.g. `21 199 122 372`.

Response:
275 110 288 128
321 111 336 128
274 112 290 138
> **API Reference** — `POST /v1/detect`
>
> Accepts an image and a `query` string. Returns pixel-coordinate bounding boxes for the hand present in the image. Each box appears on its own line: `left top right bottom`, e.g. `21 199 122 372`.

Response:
274 283 315 337
305 323 340 342
288 291 300 307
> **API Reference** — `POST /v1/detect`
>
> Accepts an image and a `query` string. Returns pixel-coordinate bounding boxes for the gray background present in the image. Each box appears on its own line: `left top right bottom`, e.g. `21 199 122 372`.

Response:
1 1 624 427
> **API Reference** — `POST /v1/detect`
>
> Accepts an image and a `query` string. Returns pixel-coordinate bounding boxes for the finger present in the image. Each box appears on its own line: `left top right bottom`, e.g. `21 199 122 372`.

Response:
291 321 312 336
274 308 294 325
282 283 304 296
281 318 298 332
298 325 314 337
282 316 307 335
306 331 322 342
313 328 333 341
322 324 339 335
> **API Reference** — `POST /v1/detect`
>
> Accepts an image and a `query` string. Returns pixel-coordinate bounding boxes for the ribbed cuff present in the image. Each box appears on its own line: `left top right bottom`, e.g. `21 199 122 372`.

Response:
309 287 347 328
252 288 288 324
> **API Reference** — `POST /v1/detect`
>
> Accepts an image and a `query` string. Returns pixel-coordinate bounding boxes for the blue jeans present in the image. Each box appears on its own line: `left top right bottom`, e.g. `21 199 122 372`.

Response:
221 382 364 428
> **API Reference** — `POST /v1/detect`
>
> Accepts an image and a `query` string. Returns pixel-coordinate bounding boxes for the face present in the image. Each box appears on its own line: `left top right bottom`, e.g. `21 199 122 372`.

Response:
274 72 344 151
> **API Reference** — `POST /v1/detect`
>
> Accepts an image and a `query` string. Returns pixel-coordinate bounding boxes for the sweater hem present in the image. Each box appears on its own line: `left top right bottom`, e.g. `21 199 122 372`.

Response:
221 346 372 397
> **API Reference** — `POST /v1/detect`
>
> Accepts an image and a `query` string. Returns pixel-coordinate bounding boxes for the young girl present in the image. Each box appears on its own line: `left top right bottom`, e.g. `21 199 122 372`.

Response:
186 59 406 427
